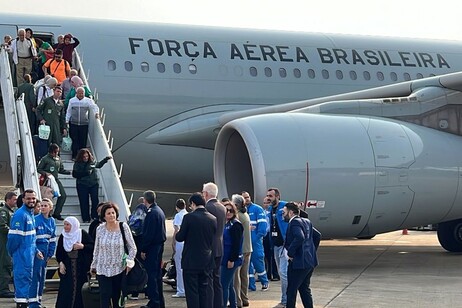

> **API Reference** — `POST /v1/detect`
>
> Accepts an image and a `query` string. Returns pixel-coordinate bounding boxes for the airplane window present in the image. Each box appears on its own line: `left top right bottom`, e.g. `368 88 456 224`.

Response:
390 72 398 81
234 66 243 77
349 71 357 80
157 63 165 73
173 63 181 74
189 64 197 74
403 72 411 81
363 71 371 81
322 69 329 79
377 71 384 81
124 61 133 72
416 73 423 79
307 69 315 79
293 68 301 78
279 68 287 78
336 70 343 80
141 62 149 72
107 60 116 71
250 67 257 77
265 67 272 77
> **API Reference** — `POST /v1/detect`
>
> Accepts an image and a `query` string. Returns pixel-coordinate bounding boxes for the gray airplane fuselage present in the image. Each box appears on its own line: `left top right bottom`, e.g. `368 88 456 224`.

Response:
1 14 462 193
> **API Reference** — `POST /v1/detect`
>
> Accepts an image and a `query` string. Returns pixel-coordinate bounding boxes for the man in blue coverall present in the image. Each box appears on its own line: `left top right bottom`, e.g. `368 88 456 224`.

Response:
242 191 269 291
7 189 43 308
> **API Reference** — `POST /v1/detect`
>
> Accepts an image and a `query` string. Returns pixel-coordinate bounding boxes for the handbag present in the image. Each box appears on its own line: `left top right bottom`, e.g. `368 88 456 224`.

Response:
119 222 148 296
38 124 50 140
61 136 72 152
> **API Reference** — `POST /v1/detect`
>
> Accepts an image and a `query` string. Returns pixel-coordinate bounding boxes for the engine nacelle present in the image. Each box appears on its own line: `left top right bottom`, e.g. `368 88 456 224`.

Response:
214 113 462 238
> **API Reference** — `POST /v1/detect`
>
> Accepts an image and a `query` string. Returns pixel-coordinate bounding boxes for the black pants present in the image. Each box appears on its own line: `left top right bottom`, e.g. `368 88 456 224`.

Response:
54 178 66 217
97 272 124 308
69 123 89 159
145 244 165 308
183 269 213 308
286 262 314 308
211 256 223 308
76 183 99 221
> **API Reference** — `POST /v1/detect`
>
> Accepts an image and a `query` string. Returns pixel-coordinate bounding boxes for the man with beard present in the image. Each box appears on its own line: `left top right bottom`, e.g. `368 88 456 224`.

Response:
7 189 43 308
282 202 321 308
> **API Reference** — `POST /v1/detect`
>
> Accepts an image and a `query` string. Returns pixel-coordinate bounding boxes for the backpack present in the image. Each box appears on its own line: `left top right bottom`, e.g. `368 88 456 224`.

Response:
128 204 147 236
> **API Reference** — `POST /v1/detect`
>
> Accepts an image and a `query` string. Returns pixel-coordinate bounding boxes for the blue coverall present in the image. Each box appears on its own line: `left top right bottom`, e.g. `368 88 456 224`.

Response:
29 214 56 308
247 202 269 290
7 205 37 305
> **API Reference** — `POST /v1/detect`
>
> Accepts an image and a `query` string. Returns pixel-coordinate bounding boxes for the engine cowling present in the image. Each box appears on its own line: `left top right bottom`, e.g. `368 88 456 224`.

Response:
214 113 462 238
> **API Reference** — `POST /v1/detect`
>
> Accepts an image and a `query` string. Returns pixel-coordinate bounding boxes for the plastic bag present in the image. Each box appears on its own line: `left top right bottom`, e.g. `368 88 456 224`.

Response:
61 136 72 152
38 124 50 140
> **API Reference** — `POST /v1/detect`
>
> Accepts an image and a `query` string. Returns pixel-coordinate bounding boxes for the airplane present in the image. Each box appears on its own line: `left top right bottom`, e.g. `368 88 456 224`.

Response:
2 14 462 252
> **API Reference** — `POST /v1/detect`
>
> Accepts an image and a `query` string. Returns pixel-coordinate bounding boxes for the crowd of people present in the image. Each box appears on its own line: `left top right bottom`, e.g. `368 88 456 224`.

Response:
0 182 321 308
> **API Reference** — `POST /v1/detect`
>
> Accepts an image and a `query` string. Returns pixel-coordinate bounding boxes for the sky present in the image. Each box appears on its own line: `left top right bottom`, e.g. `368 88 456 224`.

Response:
3 0 462 41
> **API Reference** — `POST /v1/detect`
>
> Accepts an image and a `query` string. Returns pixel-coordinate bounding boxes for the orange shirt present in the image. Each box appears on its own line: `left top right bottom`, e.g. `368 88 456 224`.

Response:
43 58 70 84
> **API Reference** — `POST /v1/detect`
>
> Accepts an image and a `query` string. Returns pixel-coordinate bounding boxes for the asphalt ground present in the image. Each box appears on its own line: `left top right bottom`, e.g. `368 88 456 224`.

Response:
1 223 461 307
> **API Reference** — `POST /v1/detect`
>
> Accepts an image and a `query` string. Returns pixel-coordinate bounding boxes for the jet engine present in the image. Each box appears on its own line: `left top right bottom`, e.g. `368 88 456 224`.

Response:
214 113 462 251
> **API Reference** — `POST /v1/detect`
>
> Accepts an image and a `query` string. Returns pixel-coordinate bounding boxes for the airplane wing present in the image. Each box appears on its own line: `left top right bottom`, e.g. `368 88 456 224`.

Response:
147 71 462 149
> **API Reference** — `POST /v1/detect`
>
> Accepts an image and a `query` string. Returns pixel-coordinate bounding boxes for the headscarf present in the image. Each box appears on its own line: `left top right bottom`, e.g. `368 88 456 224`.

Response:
70 76 83 87
62 216 82 252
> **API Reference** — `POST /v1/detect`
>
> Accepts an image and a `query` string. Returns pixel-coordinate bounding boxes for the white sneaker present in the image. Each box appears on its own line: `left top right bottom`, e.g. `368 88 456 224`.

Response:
128 295 138 300
172 293 186 298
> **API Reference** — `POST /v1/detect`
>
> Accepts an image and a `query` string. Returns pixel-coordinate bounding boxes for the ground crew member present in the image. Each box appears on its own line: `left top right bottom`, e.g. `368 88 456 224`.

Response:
0 192 18 298
242 191 269 291
7 189 42 308
29 198 56 308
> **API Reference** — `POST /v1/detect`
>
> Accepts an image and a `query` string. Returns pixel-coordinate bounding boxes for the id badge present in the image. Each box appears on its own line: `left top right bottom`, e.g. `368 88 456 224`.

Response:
272 232 278 237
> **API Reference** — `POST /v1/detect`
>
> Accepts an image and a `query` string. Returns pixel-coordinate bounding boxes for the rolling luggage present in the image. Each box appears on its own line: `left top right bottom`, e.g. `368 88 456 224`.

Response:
33 134 48 162
82 275 100 308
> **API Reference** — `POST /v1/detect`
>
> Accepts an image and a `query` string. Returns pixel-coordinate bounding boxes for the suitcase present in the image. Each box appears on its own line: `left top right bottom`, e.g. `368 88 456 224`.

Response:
33 134 48 163
82 275 100 308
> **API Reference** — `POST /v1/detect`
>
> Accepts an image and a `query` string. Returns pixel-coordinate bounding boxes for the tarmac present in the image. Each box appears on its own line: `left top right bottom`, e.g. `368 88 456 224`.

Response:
1 224 461 308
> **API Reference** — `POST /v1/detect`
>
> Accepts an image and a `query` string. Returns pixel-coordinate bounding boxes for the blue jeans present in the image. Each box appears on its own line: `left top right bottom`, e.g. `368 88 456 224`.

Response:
221 265 238 308
274 245 288 305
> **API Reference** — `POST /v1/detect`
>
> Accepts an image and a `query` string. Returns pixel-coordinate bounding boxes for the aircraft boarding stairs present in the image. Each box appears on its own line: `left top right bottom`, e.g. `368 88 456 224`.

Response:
0 46 131 283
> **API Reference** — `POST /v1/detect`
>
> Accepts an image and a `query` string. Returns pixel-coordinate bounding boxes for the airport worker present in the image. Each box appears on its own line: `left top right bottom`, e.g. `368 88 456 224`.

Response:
0 191 17 298
283 202 321 308
42 49 70 84
203 182 227 308
36 85 67 146
16 74 38 135
242 191 269 291
175 193 217 308
229 195 252 308
171 198 188 298
7 189 40 308
10 28 37 85
267 187 289 308
221 198 244 308
29 198 56 308
140 190 166 308
37 143 71 221
65 86 99 159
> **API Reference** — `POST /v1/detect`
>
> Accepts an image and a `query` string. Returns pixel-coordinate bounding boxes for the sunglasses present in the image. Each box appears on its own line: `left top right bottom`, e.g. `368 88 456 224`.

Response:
226 208 234 213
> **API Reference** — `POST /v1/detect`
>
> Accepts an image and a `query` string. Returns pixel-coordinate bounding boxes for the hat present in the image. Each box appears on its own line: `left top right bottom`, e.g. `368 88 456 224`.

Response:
64 34 72 40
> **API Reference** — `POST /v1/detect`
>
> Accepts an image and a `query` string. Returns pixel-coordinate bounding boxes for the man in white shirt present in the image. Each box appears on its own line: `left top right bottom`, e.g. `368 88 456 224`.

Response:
10 28 37 85
171 199 188 298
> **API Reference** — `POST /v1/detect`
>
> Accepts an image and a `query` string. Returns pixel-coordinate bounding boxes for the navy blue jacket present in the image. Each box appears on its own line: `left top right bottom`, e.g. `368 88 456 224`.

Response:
141 203 166 253
284 216 321 270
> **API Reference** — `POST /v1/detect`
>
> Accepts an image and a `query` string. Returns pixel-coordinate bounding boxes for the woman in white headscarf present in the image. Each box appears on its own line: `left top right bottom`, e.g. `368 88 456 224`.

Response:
55 216 94 308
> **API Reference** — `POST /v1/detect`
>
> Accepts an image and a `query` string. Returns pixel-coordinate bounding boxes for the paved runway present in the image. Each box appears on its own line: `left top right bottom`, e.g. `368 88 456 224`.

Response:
1 227 461 307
